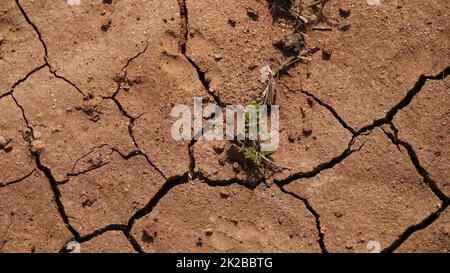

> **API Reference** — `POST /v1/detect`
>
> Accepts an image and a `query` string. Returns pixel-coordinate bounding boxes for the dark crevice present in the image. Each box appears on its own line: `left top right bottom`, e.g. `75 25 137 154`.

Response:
128 118 168 180
59 225 144 253
69 144 109 172
106 97 166 179
12 0 450 254
383 125 449 203
15 0 48 57
110 96 137 120
78 224 128 243
120 43 149 73
188 138 197 177
177 0 227 107
33 153 81 240
10 93 35 138
10 64 47 92
109 43 148 99
66 162 110 178
275 136 364 186
186 55 226 107
278 185 328 253
177 0 189 55
382 201 449 253
111 148 145 160
61 173 190 253
101 45 166 179
126 232 145 253
299 88 356 135
16 0 87 97
48 67 86 97
0 169 35 188
11 86 81 242
356 66 450 135
126 173 190 233
0 90 13 101
199 176 256 190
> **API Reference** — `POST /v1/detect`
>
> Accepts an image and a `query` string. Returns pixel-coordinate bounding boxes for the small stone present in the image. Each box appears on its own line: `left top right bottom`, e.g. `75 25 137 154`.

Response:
30 140 45 154
232 162 240 173
66 0 80 6
220 191 230 199
214 54 223 61
205 229 214 236
66 241 81 253
346 244 354 250
89 153 103 167
33 131 42 139
339 24 351 32
334 212 343 218
367 0 381 6
0 135 8 147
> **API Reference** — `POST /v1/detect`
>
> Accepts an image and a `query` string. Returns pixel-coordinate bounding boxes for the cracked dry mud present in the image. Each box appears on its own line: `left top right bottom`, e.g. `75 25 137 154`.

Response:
0 0 448 253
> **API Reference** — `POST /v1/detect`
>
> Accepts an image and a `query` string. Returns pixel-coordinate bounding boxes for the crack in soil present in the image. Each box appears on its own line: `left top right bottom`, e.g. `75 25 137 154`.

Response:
5 68 143 251
299 88 356 135
275 136 365 186
0 169 35 188
278 66 449 188
6 0 449 253
382 202 449 253
356 66 450 135
101 44 169 180
0 63 46 99
277 185 328 253
33 152 82 240
65 162 110 178
10 92 35 137
199 176 257 190
382 124 449 203
15 0 48 57
374 124 450 252
279 81 358 137
15 0 86 97
177 0 227 107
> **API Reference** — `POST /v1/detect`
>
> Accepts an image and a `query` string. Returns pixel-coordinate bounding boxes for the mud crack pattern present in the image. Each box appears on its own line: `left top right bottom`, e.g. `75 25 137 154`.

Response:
0 0 449 253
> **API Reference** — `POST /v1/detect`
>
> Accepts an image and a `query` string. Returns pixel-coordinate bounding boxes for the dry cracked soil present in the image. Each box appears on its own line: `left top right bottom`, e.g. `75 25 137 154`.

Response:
0 0 449 253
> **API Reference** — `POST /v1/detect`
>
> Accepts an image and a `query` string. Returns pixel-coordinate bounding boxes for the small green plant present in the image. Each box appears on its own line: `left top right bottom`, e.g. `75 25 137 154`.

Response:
243 146 263 166
243 146 275 166
242 99 274 166
244 98 260 139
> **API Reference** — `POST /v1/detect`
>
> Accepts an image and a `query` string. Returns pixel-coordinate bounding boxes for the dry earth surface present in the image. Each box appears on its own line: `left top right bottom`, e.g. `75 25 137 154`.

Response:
0 0 449 253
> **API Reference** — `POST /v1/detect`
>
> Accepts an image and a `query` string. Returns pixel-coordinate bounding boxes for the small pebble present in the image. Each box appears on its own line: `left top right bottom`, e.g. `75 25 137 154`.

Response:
220 191 230 199
367 0 381 6
0 135 8 147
